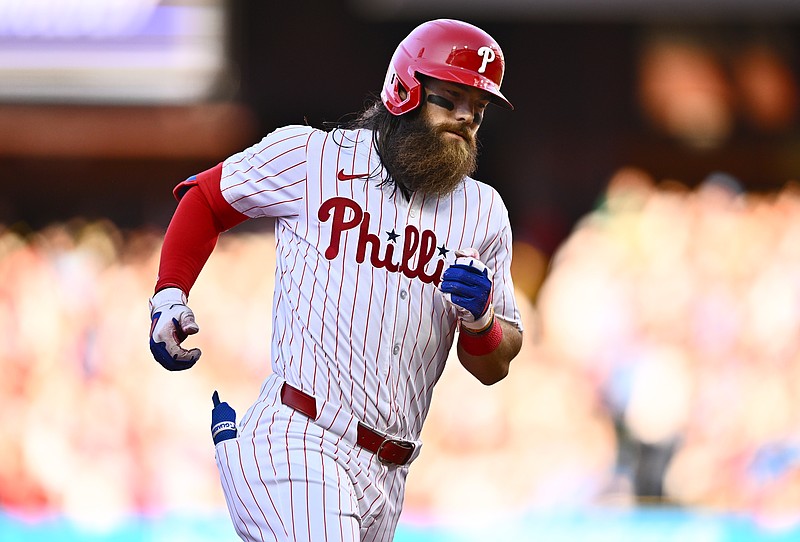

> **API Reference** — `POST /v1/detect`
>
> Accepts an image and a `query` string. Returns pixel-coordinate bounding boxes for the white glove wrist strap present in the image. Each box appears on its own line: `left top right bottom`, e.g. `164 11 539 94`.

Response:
149 287 188 311
461 305 495 333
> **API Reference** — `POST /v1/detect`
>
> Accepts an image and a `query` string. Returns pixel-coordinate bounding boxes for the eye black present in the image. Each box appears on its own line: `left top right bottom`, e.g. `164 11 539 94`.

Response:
426 94 455 111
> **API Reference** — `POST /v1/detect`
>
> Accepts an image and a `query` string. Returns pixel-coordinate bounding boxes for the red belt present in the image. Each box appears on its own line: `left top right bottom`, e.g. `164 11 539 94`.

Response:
280 382 416 467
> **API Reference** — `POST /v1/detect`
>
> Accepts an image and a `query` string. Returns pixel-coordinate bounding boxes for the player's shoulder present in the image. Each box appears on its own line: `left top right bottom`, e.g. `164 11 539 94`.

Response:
236 124 323 158
267 124 323 141
328 126 374 148
461 175 505 201
457 176 512 221
267 125 373 148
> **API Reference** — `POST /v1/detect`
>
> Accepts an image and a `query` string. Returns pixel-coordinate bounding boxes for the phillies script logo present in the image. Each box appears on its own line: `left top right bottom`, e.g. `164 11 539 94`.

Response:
318 197 445 285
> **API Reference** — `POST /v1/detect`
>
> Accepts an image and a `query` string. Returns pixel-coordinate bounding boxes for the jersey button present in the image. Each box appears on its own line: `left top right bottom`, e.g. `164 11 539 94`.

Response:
392 344 400 356
400 290 407 300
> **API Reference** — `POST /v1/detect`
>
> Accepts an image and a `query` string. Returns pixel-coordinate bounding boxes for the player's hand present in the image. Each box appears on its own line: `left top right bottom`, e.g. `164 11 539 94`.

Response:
148 287 202 371
440 248 495 332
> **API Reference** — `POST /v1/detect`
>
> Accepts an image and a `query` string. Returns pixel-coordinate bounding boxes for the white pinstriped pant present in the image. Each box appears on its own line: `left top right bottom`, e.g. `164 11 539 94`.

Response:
215 399 409 541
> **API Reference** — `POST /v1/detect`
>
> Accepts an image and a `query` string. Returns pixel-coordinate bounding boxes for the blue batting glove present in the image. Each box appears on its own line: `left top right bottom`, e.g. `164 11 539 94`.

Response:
149 287 202 371
440 248 495 331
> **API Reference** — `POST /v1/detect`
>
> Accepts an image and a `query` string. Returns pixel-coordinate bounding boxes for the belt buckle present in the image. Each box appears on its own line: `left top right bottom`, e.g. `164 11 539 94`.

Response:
376 438 415 466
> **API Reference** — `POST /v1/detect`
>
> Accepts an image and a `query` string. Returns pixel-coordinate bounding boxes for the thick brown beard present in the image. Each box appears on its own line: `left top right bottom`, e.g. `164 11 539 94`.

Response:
381 113 478 197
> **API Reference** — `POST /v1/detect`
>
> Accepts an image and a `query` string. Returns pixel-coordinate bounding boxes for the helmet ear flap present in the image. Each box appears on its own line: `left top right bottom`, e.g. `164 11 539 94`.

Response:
381 68 424 115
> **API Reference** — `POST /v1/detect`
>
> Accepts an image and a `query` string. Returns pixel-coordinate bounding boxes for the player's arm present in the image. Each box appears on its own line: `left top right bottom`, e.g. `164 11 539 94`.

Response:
149 164 248 371
440 249 523 385
456 317 522 385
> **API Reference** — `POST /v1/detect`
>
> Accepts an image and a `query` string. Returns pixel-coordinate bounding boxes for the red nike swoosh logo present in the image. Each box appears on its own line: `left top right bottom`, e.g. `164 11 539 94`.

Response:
337 169 369 181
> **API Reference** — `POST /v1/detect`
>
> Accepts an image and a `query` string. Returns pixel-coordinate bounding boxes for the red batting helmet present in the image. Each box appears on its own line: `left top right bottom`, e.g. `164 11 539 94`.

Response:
381 19 513 116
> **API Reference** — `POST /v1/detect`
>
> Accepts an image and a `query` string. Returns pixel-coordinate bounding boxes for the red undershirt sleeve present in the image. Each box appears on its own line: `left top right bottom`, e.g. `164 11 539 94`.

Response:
154 163 248 294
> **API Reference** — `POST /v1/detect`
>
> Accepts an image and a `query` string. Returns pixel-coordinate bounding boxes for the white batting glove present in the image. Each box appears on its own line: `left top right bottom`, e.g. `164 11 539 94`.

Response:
148 287 202 371
440 248 495 333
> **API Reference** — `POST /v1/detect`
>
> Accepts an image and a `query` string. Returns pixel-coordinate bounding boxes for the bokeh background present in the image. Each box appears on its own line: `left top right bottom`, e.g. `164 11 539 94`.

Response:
2 1 800 540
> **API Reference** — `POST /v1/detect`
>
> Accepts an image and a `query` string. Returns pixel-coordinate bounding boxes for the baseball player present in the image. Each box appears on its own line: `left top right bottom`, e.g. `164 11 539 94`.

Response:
148 18 523 542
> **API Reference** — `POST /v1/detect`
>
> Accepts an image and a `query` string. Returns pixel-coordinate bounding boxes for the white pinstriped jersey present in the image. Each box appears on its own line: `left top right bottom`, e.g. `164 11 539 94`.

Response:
219 124 522 444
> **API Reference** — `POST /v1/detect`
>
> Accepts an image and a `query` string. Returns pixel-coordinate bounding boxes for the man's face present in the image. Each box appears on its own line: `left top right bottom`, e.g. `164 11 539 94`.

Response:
383 78 491 197
420 78 492 149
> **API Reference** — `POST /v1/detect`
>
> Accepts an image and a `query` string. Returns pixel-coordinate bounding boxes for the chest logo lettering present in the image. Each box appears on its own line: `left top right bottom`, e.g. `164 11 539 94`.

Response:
318 197 445 285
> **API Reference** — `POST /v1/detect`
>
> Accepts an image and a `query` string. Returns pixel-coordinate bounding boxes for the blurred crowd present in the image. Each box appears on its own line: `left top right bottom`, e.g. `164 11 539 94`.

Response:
2 169 800 532
531 168 800 528
0 220 273 531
